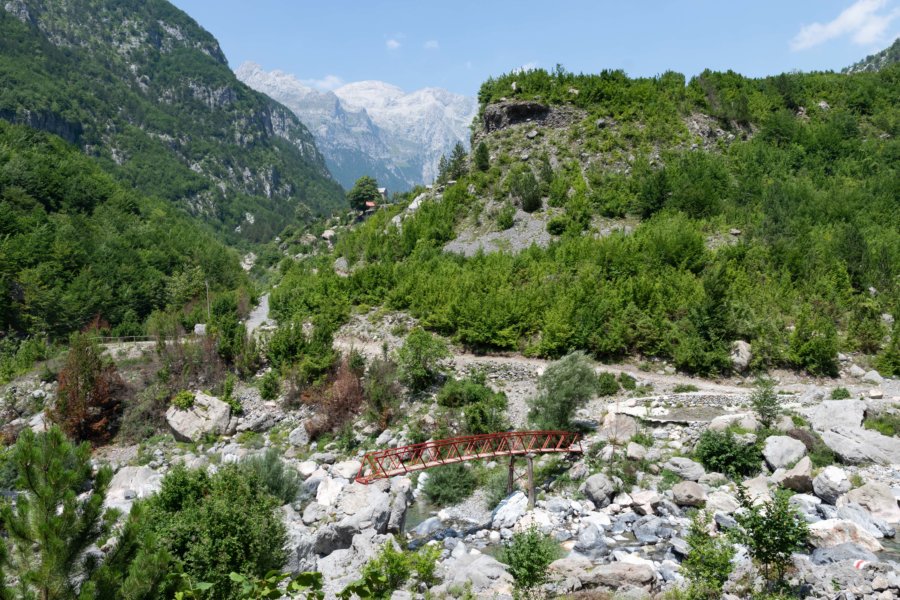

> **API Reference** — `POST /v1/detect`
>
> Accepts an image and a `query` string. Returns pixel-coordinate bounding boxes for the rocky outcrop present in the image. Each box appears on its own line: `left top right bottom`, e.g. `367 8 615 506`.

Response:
808 519 883 553
805 400 900 465
762 435 807 470
582 474 615 508
663 457 705 481
104 466 163 513
844 482 900 523
165 392 231 442
813 466 852 505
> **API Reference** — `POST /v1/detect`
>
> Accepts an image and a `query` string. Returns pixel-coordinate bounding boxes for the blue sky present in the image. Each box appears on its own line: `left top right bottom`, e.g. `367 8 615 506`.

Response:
172 0 900 96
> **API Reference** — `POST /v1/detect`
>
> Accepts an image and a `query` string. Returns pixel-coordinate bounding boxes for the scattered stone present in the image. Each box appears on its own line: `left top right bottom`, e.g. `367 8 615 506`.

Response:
663 457 705 481
762 436 807 470
862 370 884 385
574 523 609 559
288 424 309 447
672 481 706 507
626 442 647 461
813 466 851 505
775 456 813 493
526 129 538 139
869 389 884 400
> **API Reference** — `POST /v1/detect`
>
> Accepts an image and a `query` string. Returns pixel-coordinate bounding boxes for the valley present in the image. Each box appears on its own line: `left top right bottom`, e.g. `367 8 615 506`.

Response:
0 0 899 599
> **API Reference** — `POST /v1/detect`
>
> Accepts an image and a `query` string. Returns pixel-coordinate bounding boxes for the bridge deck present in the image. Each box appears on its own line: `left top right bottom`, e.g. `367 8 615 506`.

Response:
355 430 582 484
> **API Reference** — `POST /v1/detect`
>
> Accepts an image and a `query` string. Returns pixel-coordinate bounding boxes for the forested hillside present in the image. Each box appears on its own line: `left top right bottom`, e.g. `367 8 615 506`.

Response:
0 120 247 374
272 63 899 377
0 0 345 242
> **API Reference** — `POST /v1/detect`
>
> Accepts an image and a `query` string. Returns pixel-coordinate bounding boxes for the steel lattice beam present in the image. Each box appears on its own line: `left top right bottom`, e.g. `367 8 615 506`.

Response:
355 430 583 484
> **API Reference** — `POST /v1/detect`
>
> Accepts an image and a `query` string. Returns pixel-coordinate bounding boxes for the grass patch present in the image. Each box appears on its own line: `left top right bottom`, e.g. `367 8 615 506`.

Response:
657 468 681 492
631 430 655 447
863 412 900 437
830 387 851 400
673 384 699 393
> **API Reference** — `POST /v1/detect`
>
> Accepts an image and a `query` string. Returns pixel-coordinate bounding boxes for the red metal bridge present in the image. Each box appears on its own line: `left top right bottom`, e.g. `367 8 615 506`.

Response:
354 430 583 484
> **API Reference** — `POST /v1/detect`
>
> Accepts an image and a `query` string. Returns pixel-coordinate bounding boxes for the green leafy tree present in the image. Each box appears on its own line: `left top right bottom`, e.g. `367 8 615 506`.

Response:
347 176 381 211
680 510 735 599
500 527 561 593
750 377 780 429
395 328 449 392
0 427 169 600
733 485 809 589
527 351 597 429
473 141 490 172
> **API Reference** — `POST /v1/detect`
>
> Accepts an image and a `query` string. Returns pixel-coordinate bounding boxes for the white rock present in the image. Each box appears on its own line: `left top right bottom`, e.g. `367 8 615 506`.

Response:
813 466 851 504
762 436 807 470
165 392 231 442
332 460 362 480
316 477 345 507
105 466 163 513
808 519 883 553
297 461 318 477
845 482 900 523
492 491 528 529
862 370 884 385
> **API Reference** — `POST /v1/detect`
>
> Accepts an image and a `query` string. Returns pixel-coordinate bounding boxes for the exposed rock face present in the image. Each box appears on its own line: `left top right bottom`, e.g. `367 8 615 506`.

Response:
762 435 807 470
808 519 884 553
598 413 639 443
165 392 231 442
583 474 615 508
482 101 550 132
805 400 900 465
434 551 513 595
492 491 529 529
813 466 852 505
845 482 900 523
104 466 163 513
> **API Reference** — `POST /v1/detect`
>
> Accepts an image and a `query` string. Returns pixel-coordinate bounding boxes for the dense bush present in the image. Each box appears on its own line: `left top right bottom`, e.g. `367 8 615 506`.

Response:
396 328 449 392
528 351 597 429
597 372 620 396
239 448 300 505
340 542 441 599
680 510 735 599
259 371 281 401
750 378 780 429
422 463 477 505
830 387 851 400
364 353 402 427
693 429 761 476
499 526 561 591
171 390 195 410
145 464 287 600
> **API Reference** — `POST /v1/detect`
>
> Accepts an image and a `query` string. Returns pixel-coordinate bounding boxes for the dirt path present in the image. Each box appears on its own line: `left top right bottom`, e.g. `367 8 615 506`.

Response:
245 293 271 335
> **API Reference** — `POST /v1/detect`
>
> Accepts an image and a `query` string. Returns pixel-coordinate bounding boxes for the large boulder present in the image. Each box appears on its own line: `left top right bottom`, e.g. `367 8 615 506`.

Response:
580 561 658 589
808 519 883 553
663 457 705 481
434 551 513 595
813 466 851 505
631 490 662 516
774 456 813 493
706 491 740 514
315 476 345 507
806 400 900 465
599 413 638 443
845 482 900 523
165 392 231 442
104 466 163 513
730 340 752 372
574 523 609 559
762 436 807 470
835 503 895 539
492 491 528 529
314 482 392 555
672 481 706 507
709 413 759 432
810 542 879 565
582 473 615 508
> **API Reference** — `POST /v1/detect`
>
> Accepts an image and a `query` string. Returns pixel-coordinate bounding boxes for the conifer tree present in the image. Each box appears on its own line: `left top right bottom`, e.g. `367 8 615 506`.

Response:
473 141 490 172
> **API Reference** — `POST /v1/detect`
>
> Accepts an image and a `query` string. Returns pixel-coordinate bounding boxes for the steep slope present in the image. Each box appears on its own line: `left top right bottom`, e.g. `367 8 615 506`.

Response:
236 62 477 190
273 65 899 377
0 0 344 242
843 37 900 73
0 119 245 341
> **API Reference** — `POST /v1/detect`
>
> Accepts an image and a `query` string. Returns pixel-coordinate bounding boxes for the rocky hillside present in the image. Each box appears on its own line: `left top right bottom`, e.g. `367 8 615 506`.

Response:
237 62 477 191
0 0 344 241
843 37 900 73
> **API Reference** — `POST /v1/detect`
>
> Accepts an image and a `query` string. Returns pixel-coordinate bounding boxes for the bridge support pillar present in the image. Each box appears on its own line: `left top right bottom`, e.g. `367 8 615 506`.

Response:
507 455 515 495
525 453 535 509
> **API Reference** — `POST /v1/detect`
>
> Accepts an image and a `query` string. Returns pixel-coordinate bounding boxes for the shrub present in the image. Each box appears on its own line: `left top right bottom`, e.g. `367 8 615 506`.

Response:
680 510 735 599
306 359 365 440
364 354 401 427
863 410 900 437
618 372 637 390
693 429 761 476
674 383 700 393
437 374 494 408
500 526 561 591
340 542 442 599
396 328 449 392
750 377 780 429
527 351 597 429
631 430 655 447
171 390 195 410
658 468 681 492
829 387 851 400
509 168 541 212
789 311 838 377
597 372 620 396
259 370 281 401
496 202 515 230
786 428 837 468
239 448 300 504
474 141 490 172
423 463 477 505
51 333 123 444
463 392 508 434
733 485 809 588
546 216 567 235
145 464 287 600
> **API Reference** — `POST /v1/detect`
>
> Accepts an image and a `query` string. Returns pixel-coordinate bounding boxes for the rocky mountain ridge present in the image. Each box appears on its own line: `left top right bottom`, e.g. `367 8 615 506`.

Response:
843 37 900 74
236 62 478 191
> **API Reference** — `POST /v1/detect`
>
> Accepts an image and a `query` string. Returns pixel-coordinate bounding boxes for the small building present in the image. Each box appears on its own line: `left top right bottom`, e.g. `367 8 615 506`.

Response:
377 187 388 201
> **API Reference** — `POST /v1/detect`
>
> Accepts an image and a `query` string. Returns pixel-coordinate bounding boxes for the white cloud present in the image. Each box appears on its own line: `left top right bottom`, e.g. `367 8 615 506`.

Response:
424 39 439 50
386 38 401 50
299 74 345 91
790 0 899 50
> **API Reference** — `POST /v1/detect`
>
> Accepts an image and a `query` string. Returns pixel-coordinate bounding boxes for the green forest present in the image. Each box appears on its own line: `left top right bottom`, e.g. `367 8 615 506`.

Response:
271 64 899 377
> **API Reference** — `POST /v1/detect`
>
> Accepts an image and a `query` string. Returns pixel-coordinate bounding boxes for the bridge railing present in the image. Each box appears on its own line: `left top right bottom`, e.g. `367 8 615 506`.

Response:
355 430 583 484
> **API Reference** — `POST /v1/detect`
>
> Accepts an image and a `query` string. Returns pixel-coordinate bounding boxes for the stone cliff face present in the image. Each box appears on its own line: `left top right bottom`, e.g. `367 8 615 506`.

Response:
0 0 344 241
236 62 478 191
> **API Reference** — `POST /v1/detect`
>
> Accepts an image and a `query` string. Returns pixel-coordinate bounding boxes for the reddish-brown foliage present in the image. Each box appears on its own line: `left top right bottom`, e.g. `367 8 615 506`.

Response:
305 359 365 440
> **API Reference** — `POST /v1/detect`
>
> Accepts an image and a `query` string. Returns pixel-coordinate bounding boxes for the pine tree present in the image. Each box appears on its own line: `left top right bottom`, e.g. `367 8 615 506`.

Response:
448 142 467 180
473 141 490 172
0 428 169 600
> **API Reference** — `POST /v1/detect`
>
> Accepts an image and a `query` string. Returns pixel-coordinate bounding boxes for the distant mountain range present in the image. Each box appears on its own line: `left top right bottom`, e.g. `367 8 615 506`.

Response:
843 37 900 74
236 62 478 192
